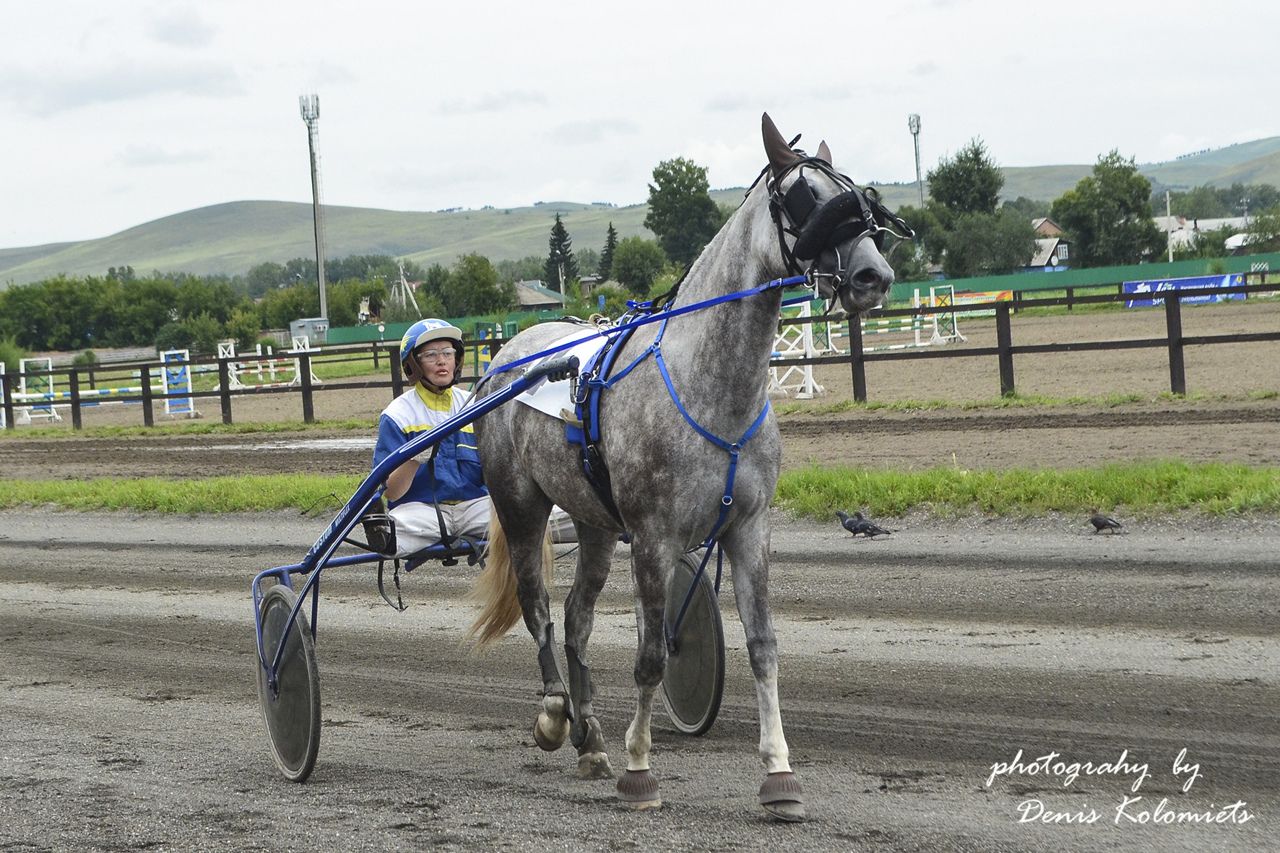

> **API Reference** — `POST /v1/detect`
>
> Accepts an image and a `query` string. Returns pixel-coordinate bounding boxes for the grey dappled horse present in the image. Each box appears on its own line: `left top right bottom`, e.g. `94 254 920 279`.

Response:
470 114 897 820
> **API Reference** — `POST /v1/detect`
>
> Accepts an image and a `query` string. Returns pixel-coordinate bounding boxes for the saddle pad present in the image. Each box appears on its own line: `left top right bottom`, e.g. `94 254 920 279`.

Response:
514 329 610 421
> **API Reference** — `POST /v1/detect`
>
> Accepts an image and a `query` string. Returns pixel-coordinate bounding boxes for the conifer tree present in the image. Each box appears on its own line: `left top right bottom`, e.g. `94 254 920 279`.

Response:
599 222 618 280
544 213 579 293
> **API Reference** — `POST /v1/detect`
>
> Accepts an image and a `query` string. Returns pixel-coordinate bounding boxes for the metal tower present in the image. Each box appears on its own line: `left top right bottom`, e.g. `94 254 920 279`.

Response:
299 94 328 321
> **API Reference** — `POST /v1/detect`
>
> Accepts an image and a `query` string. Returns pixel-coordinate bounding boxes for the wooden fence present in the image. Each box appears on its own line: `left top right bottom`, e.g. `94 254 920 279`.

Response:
3 275 1278 430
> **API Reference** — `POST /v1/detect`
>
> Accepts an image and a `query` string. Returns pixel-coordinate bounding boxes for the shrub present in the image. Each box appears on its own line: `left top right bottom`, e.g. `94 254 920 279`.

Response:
0 337 26 374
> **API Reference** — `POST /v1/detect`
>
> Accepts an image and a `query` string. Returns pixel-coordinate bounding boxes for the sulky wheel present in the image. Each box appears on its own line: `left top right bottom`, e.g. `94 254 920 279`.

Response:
255 584 321 782
660 552 725 735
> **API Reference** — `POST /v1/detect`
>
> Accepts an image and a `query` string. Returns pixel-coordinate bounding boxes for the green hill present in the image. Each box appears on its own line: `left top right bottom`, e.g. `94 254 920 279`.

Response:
4 137 1279 288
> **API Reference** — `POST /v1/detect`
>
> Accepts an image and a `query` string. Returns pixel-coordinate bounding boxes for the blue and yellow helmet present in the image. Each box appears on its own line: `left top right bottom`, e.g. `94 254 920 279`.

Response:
399 318 465 386
399 318 464 367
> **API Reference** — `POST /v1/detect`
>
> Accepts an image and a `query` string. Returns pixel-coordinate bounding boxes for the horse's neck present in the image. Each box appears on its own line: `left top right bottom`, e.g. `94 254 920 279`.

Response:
658 191 782 424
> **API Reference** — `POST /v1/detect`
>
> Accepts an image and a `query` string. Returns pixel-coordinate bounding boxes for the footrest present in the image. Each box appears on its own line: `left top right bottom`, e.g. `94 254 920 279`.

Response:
361 513 397 556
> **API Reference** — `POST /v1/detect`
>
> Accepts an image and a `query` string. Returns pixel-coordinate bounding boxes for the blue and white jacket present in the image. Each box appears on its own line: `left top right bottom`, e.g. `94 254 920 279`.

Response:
373 385 486 508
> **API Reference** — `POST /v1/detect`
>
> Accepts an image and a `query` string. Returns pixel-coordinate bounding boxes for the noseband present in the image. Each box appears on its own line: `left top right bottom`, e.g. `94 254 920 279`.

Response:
765 157 914 301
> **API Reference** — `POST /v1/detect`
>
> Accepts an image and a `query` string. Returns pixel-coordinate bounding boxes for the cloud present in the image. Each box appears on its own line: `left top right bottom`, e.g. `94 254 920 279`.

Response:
704 93 758 113
117 145 211 167
0 62 243 115
545 119 637 145
436 90 547 115
146 7 216 47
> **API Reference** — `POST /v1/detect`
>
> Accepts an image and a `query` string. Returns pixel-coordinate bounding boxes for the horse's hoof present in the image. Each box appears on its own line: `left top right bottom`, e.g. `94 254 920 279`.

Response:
577 751 615 780
616 769 661 810
534 712 569 752
759 771 805 822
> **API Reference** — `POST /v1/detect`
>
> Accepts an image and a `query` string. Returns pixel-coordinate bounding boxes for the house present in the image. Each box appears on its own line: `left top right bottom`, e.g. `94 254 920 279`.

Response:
514 279 565 311
1031 217 1065 238
1027 237 1070 271
1153 215 1249 252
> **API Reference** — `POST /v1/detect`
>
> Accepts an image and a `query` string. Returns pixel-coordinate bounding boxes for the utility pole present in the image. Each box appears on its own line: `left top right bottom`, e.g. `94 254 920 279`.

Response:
299 94 328 321
1166 190 1173 263
908 114 924 208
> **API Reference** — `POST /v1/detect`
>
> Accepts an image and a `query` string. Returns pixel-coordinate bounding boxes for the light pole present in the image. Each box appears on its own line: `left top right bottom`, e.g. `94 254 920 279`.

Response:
299 94 328 321
908 114 924 208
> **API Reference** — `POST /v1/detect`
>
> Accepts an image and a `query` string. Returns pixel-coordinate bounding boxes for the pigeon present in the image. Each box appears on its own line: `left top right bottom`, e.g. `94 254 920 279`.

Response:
1088 509 1124 534
836 510 891 538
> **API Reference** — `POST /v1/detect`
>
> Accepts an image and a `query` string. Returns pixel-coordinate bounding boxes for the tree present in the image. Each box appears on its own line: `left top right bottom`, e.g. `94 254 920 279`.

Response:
644 157 720 266
441 253 515 316
927 139 1003 216
942 210 1037 278
1002 196 1051 221
544 214 579 294
599 222 618 280
611 237 667 296
1051 151 1165 267
1241 206 1280 254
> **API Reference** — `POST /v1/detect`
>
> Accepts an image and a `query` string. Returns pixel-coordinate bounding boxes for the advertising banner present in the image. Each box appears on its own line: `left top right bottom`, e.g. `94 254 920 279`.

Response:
1122 274 1245 308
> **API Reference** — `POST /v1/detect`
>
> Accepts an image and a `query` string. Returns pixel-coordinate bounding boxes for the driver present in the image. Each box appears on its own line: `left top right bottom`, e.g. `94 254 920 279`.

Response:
372 318 489 555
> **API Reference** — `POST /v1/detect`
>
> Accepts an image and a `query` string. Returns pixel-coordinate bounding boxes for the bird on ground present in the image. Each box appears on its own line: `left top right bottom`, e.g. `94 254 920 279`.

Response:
1088 509 1124 534
836 510 891 538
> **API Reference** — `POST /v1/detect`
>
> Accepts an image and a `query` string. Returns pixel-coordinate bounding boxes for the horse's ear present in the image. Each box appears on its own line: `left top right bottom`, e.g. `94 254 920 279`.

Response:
762 112 800 179
816 140 833 164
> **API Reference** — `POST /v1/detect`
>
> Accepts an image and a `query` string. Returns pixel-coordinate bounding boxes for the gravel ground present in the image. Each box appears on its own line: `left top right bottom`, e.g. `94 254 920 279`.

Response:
0 511 1276 852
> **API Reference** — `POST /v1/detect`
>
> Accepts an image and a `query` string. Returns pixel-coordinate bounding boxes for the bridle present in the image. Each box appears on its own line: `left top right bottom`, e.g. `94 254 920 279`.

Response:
764 155 914 308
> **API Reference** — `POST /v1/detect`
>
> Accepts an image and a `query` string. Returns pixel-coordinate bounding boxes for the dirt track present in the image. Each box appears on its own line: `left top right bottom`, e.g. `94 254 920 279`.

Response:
0 512 1277 852
1 300 1278 850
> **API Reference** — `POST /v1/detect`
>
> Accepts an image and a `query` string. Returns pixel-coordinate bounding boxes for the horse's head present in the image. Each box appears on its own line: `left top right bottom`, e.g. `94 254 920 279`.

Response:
761 113 912 315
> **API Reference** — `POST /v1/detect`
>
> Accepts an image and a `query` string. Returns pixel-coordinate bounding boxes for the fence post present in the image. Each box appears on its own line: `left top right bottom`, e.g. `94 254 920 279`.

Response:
140 365 155 428
996 302 1015 396
390 347 404 398
372 342 380 371
69 369 83 430
1066 287 1074 312
1 368 13 430
848 317 867 403
218 358 233 424
1164 294 1186 395
300 354 315 423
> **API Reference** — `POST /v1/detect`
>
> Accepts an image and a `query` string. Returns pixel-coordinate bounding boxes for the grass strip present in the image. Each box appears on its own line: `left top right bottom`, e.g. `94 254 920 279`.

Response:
1 461 1277 518
775 460 1280 518
0 418 375 440
0 474 364 514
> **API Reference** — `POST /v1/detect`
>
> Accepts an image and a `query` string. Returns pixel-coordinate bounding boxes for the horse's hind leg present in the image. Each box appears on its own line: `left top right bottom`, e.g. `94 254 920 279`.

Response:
494 492 571 753
615 536 673 810
721 517 805 822
563 523 618 779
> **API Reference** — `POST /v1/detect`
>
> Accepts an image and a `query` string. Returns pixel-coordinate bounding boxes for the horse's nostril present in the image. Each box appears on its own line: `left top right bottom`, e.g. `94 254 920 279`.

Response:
852 268 888 290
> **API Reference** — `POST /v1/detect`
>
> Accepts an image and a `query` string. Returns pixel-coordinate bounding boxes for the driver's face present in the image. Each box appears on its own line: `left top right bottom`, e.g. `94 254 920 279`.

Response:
415 340 457 389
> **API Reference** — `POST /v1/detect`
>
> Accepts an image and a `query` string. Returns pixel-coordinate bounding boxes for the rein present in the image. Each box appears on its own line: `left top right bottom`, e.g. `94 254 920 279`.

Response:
477 273 813 385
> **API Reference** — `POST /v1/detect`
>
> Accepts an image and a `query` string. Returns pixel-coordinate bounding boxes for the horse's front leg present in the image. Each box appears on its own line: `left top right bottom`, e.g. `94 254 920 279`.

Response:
564 524 617 779
616 537 670 810
721 517 805 822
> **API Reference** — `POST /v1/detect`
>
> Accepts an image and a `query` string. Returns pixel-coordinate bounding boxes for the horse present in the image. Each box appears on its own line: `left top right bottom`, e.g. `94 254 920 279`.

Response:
469 113 900 821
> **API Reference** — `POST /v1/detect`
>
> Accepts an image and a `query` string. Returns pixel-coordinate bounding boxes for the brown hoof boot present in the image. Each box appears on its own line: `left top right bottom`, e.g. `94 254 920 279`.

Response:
759 771 805 822
616 769 661 810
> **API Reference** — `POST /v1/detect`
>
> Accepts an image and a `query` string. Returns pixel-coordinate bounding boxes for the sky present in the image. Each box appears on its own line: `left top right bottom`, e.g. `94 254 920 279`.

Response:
1 0 1275 249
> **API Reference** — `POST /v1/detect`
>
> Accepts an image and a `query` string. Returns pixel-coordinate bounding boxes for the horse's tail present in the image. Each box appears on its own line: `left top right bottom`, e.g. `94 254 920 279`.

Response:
467 512 554 646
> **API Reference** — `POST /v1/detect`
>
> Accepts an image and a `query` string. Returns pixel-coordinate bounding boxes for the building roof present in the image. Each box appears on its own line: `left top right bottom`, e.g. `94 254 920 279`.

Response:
1031 217 1064 238
514 279 564 308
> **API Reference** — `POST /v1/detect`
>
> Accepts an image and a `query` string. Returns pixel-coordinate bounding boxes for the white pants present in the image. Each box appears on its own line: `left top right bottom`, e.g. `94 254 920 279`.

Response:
389 499 578 556
389 497 492 556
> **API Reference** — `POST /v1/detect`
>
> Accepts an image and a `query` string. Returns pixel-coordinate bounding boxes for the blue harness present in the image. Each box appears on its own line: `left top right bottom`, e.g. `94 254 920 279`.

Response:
483 273 812 548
